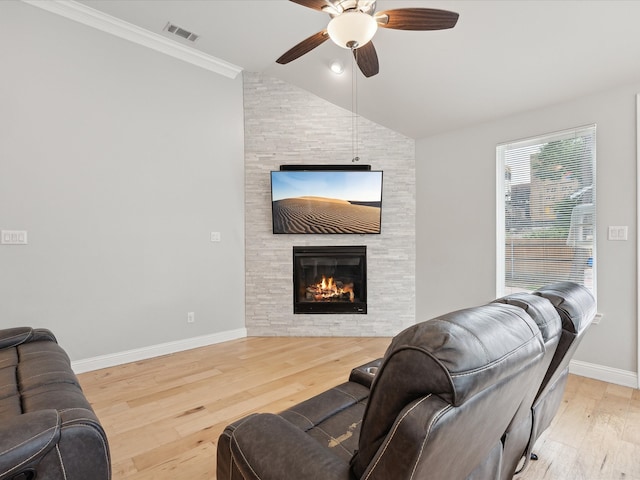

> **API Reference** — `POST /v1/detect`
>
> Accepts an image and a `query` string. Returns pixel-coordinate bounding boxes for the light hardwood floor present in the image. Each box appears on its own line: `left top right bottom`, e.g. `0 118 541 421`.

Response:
78 337 640 480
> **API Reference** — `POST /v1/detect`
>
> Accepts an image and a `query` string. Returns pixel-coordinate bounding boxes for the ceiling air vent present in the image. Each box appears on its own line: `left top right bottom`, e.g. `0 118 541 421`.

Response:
163 22 199 42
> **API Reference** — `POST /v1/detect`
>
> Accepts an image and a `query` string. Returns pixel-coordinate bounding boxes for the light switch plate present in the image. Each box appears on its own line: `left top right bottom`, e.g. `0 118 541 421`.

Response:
1 230 28 245
608 226 628 241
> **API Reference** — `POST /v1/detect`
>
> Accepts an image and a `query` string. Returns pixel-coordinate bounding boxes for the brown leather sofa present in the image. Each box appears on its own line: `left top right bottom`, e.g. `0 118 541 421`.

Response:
0 327 111 480
217 282 595 480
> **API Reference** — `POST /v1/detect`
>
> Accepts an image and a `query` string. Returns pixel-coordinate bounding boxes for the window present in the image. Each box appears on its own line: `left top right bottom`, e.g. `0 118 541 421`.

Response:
497 125 596 296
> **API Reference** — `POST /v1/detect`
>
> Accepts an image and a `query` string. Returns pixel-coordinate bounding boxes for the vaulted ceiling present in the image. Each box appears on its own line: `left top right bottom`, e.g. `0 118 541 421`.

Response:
75 0 640 139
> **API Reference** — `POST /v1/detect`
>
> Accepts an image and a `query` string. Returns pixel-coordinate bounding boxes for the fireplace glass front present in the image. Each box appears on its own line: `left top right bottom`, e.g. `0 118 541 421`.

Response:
293 246 367 314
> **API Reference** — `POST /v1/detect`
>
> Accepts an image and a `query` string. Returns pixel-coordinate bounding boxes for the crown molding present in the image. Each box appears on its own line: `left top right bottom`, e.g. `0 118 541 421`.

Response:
22 0 243 79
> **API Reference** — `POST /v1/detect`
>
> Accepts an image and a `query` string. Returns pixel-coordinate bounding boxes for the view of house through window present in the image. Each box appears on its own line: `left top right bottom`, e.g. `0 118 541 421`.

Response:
497 125 596 296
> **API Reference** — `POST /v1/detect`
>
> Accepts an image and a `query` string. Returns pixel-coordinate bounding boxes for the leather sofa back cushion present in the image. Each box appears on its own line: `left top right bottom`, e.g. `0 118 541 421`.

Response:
493 293 562 345
0 340 91 417
0 327 33 349
0 365 20 416
0 327 57 350
535 282 596 334
352 303 544 477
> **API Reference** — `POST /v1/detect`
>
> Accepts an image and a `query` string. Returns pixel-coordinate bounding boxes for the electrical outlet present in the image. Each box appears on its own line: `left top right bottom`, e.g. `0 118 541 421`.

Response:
187 312 195 323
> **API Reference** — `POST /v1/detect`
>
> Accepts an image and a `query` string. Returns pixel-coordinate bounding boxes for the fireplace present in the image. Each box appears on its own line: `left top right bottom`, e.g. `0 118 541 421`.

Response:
293 246 367 314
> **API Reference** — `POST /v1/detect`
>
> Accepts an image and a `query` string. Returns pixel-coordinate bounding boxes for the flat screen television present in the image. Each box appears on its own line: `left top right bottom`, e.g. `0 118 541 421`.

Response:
271 169 383 234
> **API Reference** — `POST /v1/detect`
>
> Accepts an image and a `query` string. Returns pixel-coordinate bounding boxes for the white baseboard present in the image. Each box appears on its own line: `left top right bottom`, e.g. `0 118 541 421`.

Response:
569 359 638 389
71 328 247 374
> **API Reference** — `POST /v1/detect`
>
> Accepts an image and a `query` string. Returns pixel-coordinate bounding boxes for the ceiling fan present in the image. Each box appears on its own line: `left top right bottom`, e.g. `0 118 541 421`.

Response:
276 0 459 78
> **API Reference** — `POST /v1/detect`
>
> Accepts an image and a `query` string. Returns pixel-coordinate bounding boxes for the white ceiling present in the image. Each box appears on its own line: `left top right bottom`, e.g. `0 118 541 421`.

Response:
75 0 640 139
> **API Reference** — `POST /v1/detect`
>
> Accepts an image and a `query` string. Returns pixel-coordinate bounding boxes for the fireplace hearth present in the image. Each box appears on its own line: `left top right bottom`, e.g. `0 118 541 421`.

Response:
293 246 367 314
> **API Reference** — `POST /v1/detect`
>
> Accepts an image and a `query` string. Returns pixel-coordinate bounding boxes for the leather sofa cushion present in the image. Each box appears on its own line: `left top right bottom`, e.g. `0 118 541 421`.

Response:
493 293 562 344
0 327 34 349
535 281 596 334
18 342 79 391
280 382 368 431
228 413 353 480
279 381 369 462
0 347 18 369
0 327 57 350
0 335 92 417
0 365 20 416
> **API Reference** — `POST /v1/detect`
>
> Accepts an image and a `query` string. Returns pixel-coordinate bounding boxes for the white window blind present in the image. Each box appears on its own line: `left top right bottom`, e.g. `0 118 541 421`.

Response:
497 125 596 296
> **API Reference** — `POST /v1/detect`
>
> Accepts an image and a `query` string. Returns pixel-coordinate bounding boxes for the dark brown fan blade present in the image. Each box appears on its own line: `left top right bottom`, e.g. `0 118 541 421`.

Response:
289 0 334 12
276 31 329 64
376 8 459 30
354 42 379 78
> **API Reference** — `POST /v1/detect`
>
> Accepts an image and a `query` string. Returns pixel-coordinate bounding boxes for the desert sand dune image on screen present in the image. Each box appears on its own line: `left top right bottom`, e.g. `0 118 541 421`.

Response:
272 196 381 234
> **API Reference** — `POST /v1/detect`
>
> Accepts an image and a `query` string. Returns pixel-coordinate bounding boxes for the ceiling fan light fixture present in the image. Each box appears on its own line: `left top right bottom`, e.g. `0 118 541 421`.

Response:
327 11 378 49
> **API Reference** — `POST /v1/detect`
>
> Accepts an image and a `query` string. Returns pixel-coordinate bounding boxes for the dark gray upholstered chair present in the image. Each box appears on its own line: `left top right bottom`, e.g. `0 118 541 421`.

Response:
0 327 111 480
217 282 595 480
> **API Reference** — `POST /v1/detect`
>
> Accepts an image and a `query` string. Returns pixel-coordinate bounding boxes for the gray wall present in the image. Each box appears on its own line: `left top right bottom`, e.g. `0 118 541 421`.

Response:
244 73 415 336
6 1 636 380
0 2 246 360
417 83 638 374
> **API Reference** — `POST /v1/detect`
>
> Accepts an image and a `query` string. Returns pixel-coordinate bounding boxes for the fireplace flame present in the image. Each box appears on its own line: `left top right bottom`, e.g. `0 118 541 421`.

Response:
306 275 355 303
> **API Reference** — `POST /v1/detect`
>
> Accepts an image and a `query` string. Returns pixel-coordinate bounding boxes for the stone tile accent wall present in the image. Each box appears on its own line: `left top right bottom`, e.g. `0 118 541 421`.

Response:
244 72 415 336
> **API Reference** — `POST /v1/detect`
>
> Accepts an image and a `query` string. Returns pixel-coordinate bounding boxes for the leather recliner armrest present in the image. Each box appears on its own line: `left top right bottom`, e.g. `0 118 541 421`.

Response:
229 413 354 480
349 358 382 388
0 410 61 478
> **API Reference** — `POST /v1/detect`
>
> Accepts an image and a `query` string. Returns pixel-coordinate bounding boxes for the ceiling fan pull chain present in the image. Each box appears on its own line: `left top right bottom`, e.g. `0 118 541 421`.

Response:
352 47 359 162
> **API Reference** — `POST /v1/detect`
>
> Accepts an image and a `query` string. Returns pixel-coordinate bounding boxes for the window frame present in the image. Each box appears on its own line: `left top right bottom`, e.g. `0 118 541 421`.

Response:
496 125 597 298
